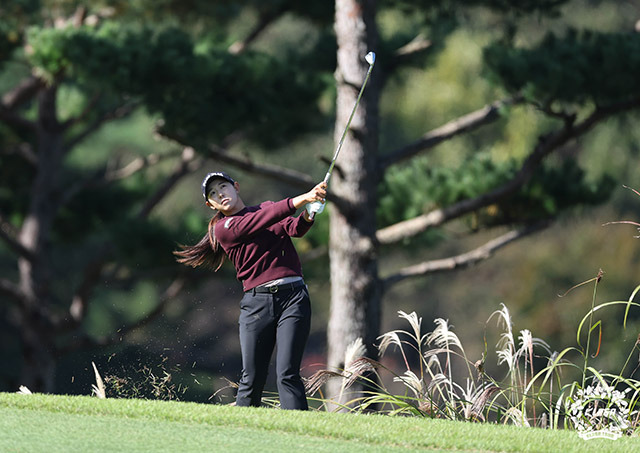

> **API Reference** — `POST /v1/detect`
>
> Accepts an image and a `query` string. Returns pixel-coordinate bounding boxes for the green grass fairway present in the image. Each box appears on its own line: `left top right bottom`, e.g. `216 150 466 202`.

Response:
1 392 638 452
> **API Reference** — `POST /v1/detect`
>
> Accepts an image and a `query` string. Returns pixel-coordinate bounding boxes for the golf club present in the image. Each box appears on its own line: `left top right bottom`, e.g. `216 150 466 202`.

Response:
308 51 376 219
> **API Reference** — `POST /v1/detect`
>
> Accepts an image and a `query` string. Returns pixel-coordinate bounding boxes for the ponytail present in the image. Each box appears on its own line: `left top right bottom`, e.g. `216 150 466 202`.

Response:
174 212 226 271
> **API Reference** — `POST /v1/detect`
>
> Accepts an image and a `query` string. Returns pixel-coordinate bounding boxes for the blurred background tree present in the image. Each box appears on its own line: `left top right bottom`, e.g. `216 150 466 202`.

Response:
0 0 638 404
0 0 329 393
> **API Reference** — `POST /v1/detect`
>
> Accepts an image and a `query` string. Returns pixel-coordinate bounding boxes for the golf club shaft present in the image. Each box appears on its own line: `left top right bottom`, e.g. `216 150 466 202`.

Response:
323 60 375 185
309 53 376 220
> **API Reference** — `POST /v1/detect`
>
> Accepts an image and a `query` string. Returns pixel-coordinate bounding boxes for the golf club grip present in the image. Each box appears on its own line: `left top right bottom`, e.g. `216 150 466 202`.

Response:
307 200 323 220
307 170 331 220
308 170 332 219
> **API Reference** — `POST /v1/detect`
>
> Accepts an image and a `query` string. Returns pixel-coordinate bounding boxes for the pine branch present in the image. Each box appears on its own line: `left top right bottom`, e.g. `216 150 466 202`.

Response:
58 149 185 210
380 96 521 170
1 75 44 110
1 142 38 166
105 150 184 181
0 278 26 305
383 34 433 78
157 127 320 190
61 278 185 353
228 6 287 54
137 147 203 219
207 142 316 189
63 101 140 153
382 221 551 290
0 211 34 260
376 96 640 245
60 92 102 131
0 105 37 132
395 34 433 58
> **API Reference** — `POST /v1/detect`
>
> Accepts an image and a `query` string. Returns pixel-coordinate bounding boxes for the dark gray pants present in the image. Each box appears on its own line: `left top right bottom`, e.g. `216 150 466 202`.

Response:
236 285 311 410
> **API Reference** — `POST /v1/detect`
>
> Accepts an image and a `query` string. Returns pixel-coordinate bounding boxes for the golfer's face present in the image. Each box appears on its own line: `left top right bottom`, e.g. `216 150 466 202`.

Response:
207 180 239 214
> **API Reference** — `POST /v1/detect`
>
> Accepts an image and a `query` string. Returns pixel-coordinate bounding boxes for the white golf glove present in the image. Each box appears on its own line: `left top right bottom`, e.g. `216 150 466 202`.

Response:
306 200 325 216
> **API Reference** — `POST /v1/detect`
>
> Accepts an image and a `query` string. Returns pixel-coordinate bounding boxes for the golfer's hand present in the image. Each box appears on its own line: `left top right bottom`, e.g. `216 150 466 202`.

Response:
308 181 327 203
293 181 327 210
306 200 325 217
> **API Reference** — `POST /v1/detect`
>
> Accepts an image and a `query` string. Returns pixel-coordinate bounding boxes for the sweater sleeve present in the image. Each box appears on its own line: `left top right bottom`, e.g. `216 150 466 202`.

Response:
280 212 314 238
215 198 296 247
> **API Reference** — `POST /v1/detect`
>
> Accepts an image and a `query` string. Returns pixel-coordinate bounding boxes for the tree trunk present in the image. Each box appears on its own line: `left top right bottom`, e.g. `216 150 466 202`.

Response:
17 85 63 392
326 0 380 407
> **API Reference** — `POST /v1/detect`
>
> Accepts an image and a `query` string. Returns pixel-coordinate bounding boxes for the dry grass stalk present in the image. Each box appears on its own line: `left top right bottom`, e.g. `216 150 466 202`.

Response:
393 370 425 399
304 370 344 396
418 397 437 415
91 362 106 399
211 377 239 401
343 357 379 389
503 407 530 427
344 337 366 370
426 318 463 351
465 385 501 421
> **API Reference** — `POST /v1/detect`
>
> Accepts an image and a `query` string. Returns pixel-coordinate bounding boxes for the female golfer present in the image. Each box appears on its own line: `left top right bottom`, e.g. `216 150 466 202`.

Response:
175 171 326 410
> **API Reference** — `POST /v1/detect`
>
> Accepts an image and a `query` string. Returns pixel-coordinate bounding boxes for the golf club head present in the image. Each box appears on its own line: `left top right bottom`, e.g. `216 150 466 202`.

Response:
365 51 376 66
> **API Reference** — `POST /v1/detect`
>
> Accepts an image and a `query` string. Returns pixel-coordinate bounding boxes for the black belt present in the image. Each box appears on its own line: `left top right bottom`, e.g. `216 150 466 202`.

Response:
248 279 305 294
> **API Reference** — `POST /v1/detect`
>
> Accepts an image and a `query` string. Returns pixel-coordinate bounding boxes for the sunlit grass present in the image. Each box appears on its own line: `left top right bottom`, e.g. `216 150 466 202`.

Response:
1 392 637 452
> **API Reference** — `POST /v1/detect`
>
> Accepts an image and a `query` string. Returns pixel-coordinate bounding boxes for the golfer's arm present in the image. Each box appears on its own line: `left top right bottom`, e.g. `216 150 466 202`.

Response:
292 196 316 223
291 194 311 210
301 210 313 222
219 200 294 244
292 182 326 209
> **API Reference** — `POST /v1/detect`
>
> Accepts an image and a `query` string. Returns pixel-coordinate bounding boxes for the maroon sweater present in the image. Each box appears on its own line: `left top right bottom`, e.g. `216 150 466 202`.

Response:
214 198 313 291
